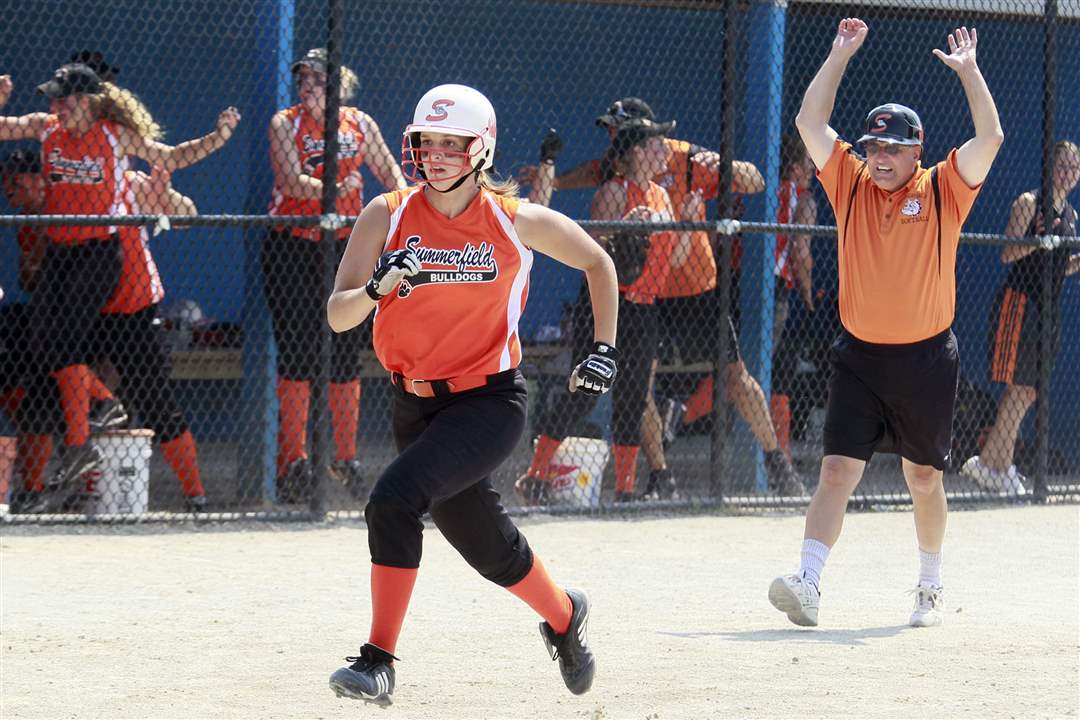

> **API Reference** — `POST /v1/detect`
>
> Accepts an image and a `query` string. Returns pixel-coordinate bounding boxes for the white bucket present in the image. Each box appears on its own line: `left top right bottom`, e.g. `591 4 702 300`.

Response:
89 430 154 514
546 437 609 509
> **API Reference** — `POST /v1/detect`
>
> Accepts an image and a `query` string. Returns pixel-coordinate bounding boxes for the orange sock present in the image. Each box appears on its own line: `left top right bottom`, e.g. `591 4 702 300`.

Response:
329 380 360 462
161 431 205 497
613 444 640 494
506 554 572 634
84 368 113 402
53 365 91 447
276 378 310 477
527 435 561 481
368 564 419 656
770 393 791 459
683 376 714 425
0 387 25 420
19 433 53 492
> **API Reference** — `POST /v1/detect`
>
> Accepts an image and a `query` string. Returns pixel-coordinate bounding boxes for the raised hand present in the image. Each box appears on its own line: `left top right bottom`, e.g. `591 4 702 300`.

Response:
0 75 12 108
216 106 242 141
933 26 979 74
832 18 869 60
568 342 619 395
365 248 421 300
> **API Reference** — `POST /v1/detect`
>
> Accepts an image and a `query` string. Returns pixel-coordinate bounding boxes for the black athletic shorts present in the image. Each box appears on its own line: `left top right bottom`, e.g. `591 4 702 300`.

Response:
987 286 1061 388
656 289 740 366
823 327 959 471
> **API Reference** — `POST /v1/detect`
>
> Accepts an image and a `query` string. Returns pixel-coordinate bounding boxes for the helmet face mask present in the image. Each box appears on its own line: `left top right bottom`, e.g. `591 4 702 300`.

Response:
401 84 496 189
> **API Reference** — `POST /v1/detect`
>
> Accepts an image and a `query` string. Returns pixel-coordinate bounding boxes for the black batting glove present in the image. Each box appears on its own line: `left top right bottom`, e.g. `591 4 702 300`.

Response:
539 128 564 164
366 249 421 300
569 342 618 395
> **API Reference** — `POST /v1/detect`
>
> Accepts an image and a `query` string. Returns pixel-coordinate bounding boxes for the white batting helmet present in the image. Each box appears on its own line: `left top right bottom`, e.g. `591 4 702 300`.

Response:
401 84 497 185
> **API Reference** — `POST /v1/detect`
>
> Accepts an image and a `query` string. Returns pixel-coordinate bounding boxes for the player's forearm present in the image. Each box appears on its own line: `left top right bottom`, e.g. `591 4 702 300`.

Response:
795 51 850 132
164 129 230 171
583 258 618 346
556 161 600 191
327 288 377 333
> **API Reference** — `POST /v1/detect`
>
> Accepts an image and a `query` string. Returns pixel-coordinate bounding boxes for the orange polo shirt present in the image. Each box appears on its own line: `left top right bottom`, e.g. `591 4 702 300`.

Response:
817 139 982 344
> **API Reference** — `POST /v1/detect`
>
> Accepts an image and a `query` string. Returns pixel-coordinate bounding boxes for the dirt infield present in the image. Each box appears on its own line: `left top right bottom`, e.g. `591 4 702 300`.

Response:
2 505 1077 719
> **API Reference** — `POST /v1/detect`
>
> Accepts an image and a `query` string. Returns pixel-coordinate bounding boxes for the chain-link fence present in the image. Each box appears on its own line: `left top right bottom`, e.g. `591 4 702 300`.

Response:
0 0 1077 522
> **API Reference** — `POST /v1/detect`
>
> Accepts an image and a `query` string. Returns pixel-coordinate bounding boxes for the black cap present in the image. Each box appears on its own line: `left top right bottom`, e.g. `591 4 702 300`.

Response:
291 48 327 75
610 118 675 159
36 63 102 98
1 149 41 177
69 50 119 82
596 97 657 128
857 103 924 146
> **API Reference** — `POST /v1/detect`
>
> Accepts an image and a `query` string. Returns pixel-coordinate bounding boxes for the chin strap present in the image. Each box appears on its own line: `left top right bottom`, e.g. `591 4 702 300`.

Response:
426 164 483 194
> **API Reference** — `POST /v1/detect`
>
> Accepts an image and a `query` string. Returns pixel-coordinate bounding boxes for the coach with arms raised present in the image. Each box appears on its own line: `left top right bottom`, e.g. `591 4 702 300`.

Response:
768 19 1003 629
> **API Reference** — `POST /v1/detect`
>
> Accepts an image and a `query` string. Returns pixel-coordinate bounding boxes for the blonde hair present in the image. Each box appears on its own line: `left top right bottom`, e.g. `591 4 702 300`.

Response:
339 65 359 102
1054 140 1079 161
86 82 163 141
478 170 518 198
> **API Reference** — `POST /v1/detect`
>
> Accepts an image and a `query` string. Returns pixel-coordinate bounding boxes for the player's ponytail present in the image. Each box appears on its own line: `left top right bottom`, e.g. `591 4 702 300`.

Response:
88 82 164 141
339 65 359 103
478 170 519 198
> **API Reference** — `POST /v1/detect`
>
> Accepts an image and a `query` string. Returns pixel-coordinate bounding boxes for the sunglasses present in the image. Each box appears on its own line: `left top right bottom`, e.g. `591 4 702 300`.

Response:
864 143 909 157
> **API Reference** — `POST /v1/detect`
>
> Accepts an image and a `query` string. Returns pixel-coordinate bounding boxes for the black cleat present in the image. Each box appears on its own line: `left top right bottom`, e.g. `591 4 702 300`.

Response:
329 643 396 706
89 398 129 433
331 458 368 501
515 473 549 506
276 458 313 504
765 449 808 497
641 467 678 500
613 491 636 504
185 495 208 513
539 588 595 695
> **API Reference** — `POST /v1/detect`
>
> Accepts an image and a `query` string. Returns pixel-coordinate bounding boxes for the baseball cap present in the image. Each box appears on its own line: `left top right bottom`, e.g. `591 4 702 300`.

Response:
69 50 119 82
1 150 41 177
595 97 657 128
610 117 675 158
36 63 102 98
291 47 327 75
857 103 924 146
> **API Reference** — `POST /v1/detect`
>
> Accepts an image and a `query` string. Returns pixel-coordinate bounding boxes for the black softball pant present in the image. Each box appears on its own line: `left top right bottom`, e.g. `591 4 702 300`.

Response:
534 297 659 446
261 230 365 382
365 369 534 587
21 238 121 436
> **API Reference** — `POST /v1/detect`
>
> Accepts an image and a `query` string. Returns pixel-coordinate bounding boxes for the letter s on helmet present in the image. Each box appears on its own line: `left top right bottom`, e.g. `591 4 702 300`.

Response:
401 84 497 188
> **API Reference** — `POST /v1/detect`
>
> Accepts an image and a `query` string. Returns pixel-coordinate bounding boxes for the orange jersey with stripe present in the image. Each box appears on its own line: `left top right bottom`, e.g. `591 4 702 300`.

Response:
618 178 676 304
40 116 126 244
101 171 165 315
774 181 811 289
269 105 367 240
655 139 721 298
817 139 982 344
372 187 533 379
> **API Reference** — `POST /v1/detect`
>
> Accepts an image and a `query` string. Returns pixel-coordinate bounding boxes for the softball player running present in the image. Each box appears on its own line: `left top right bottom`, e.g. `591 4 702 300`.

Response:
325 84 618 704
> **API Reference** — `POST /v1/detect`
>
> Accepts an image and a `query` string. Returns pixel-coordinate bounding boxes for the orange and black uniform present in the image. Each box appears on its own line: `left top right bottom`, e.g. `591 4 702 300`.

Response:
533 179 675 476
365 186 536 584
264 104 369 476
988 196 1076 387
817 139 982 469
81 173 205 499
23 116 124 449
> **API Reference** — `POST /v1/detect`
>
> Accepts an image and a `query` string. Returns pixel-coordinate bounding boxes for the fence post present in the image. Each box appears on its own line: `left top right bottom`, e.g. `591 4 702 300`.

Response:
239 0 293 505
738 0 786 494
310 0 345 516
710 0 740 504
1035 0 1058 501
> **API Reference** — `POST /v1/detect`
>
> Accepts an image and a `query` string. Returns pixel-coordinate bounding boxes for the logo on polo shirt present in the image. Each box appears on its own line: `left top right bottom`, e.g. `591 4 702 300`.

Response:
901 198 923 217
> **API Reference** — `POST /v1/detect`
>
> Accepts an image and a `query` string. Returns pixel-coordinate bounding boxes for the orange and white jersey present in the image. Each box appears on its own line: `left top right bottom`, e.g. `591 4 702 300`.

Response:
268 104 367 240
774 181 810 289
372 187 532 379
40 116 127 244
101 171 164 315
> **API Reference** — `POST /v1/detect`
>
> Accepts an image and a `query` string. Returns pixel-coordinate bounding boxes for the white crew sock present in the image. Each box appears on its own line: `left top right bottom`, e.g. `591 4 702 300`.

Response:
799 539 830 590
919 548 942 588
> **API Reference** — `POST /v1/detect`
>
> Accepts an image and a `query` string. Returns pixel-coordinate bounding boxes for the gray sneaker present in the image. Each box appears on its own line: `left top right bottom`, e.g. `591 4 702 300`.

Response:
329 643 396 706
909 584 944 627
